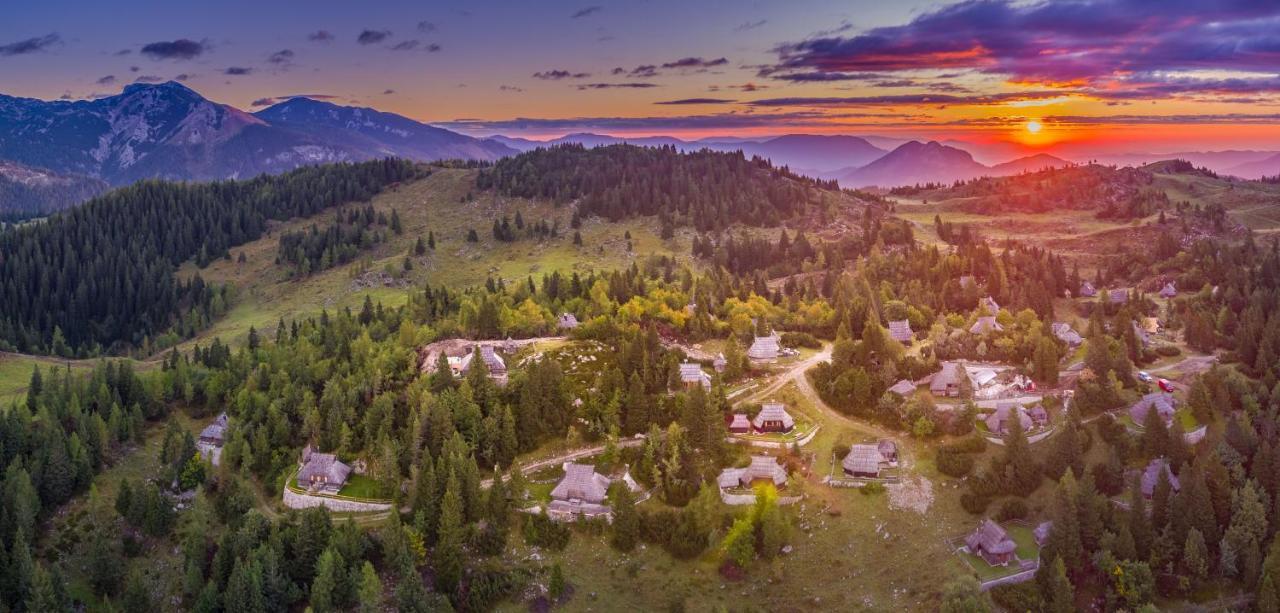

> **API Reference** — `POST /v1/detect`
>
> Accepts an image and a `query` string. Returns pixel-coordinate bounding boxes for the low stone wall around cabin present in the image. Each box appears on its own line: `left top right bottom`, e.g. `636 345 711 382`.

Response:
282 487 393 513
984 425 1057 446
728 425 821 449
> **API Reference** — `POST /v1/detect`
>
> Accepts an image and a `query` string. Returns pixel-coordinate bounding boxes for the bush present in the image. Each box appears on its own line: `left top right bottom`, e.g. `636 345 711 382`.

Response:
522 511 571 551
960 492 991 515
780 331 821 349
1155 344 1182 357
638 509 676 546
995 498 1028 521
936 449 975 478
860 482 885 496
942 435 987 455
990 583 1043 612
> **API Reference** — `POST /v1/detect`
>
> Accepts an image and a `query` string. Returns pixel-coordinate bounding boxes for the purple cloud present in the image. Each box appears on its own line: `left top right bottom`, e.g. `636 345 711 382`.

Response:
0 33 60 56
357 30 391 45
224 66 252 76
662 57 729 69
576 82 660 90
571 6 602 19
748 91 1076 107
267 49 294 64
95 75 116 85
140 39 206 60
765 0 1280 91
308 30 334 43
654 98 736 105
533 69 590 80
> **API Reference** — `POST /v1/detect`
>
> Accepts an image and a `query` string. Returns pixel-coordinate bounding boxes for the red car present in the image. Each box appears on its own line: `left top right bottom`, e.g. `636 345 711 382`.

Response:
1158 379 1175 393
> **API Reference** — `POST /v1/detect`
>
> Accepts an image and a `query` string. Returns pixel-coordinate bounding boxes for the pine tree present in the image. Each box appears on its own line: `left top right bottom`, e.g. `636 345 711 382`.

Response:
25 564 67 613
1046 557 1074 613
26 364 41 411
357 561 383 613
87 528 124 596
224 557 266 613
1183 527 1208 584
310 547 342 613
120 569 151 612
610 484 639 552
435 473 464 593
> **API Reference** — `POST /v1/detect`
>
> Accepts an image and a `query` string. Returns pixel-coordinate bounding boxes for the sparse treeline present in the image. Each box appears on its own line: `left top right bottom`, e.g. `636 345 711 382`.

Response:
476 144 842 231
276 204 397 277
0 159 418 356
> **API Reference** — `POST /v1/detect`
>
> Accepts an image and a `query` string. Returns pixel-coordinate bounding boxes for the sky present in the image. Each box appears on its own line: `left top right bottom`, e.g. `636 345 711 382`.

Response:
3 0 1280 157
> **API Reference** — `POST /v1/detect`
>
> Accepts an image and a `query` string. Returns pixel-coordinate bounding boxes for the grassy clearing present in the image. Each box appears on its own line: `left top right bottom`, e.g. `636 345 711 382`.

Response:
0 353 95 406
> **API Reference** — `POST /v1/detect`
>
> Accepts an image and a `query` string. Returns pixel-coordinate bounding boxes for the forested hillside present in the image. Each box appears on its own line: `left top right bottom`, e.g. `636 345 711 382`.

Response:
892 163 1164 218
0 163 108 222
476 144 841 231
0 159 418 356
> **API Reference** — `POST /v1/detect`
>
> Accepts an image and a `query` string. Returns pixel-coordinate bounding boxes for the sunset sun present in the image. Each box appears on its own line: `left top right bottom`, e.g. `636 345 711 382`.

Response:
1026 119 1043 134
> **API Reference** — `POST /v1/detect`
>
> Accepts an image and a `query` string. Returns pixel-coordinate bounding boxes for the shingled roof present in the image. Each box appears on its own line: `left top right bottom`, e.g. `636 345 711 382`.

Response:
752 403 795 430
1109 288 1129 304
200 413 229 445
842 444 886 476
930 361 969 395
460 345 507 376
679 362 711 389
1079 281 1097 297
965 519 1017 556
557 312 579 329
1051 322 1083 346
1141 458 1181 498
985 403 1033 435
717 455 788 489
1129 392 1176 427
888 379 916 396
297 446 352 492
747 333 780 361
550 463 612 504
969 316 1004 335
887 319 914 343
1159 282 1177 298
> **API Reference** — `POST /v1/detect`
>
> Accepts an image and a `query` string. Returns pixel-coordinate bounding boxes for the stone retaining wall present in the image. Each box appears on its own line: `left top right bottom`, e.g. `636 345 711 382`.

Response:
282 487 393 513
728 425 821 449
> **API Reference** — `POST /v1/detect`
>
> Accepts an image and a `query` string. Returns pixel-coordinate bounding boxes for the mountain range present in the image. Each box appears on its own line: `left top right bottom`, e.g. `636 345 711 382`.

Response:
0 81 514 190
2 81 1276 217
836 141 1072 188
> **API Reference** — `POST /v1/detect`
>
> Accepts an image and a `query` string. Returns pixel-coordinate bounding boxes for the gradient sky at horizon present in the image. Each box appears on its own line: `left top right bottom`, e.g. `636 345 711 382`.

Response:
4 0 1280 157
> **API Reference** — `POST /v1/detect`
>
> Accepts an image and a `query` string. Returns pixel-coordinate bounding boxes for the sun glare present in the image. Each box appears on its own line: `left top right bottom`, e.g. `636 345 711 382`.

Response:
1026 120 1043 134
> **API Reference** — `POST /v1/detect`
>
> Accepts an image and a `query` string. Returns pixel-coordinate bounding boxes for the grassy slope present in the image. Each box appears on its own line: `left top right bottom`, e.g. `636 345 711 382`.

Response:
895 170 1280 261
176 167 697 350
0 353 97 406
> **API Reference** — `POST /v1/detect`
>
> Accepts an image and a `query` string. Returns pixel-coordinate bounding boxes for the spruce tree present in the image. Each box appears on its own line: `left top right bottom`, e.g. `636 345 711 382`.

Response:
609 484 639 552
1045 557 1074 613
357 562 383 613
435 474 464 593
